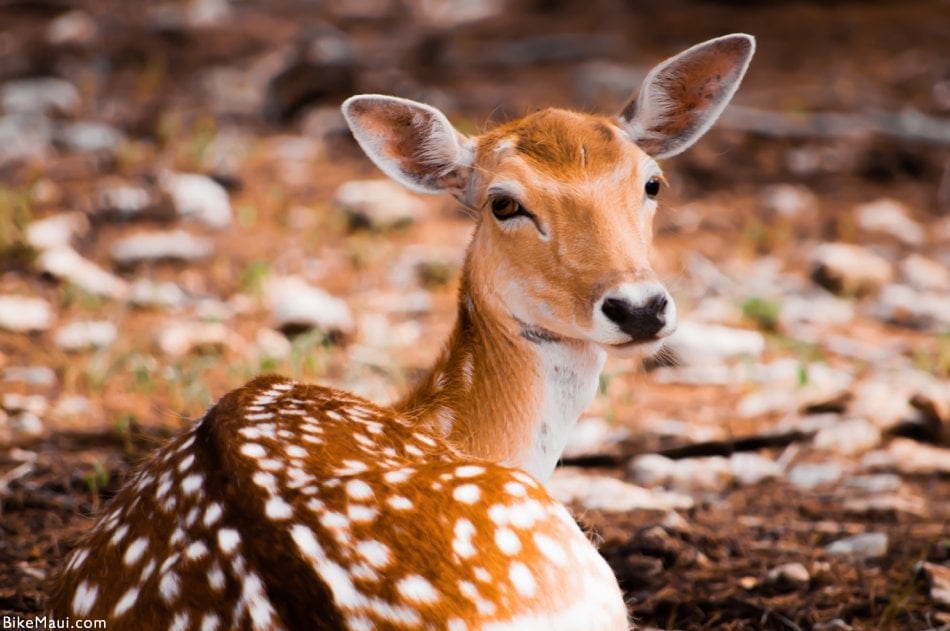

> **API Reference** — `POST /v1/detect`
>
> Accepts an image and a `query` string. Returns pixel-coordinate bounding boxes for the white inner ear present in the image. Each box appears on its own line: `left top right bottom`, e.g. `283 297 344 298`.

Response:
342 95 474 195
619 34 755 160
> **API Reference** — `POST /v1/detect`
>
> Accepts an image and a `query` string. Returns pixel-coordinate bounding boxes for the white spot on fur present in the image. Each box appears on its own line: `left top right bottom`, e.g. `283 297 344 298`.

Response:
383 468 414 484
113 586 139 617
509 561 537 597
453 484 480 504
218 528 241 555
110 524 130 547
495 528 522 555
397 575 439 604
452 518 476 559
160 571 181 603
208 562 226 592
186 541 209 561
356 540 391 568
346 480 374 501
178 453 195 472
181 474 203 495
347 504 378 523
123 537 148 566
534 532 569 566
455 465 485 478
240 443 267 459
200 614 221 631
241 572 277 629
204 502 223 527
71 580 98 615
387 495 413 510
265 496 294 521
286 444 308 459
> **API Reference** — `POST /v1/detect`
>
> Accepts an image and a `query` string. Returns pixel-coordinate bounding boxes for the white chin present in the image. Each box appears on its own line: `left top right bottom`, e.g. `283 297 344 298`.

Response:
600 339 664 359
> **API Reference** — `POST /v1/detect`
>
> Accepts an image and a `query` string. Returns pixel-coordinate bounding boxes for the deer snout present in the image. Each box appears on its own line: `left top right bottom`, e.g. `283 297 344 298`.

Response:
593 281 676 345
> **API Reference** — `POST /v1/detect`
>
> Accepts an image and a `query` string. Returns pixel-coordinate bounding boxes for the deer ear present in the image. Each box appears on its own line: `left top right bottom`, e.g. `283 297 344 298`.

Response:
619 34 755 160
342 94 474 195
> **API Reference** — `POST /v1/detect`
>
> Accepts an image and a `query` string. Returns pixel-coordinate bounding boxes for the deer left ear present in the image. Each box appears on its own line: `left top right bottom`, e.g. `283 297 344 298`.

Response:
342 94 474 195
619 34 755 160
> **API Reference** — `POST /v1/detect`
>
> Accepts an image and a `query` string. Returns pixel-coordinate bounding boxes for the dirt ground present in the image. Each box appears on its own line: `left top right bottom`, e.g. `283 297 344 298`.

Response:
1 1 948 629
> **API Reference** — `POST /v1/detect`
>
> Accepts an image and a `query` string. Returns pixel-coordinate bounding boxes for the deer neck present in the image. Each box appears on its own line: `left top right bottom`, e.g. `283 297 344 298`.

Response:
394 267 606 483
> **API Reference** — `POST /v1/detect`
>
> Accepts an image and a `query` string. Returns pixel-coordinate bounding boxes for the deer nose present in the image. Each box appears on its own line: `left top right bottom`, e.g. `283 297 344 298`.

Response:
600 293 669 340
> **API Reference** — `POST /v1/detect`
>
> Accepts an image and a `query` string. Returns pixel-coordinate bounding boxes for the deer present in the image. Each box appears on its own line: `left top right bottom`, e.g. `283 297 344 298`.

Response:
50 34 754 630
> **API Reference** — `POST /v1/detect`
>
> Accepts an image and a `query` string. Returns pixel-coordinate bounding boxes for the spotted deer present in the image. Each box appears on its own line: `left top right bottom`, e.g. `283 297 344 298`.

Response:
51 34 754 629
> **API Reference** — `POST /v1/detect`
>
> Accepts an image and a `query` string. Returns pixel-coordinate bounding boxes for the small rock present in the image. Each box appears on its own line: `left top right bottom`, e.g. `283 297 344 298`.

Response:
2 366 57 387
158 321 244 357
851 376 918 431
855 198 925 245
765 562 810 589
549 467 694 512
1 77 80 116
812 418 882 456
110 230 214 266
561 416 630 460
730 452 783 485
52 395 94 419
263 26 356 121
788 462 843 490
844 474 902 493
810 242 894 296
300 105 349 141
761 184 819 220
412 0 504 27
265 276 354 339
874 284 950 329
7 411 44 438
0 296 53 332
54 321 118 352
869 438 950 475
187 0 233 27
843 493 928 517
362 289 433 316
826 532 888 559
38 246 129 299
96 184 158 219
0 114 53 163
915 561 950 607
628 454 733 492
25 212 88 250
128 278 188 309
161 172 233 229
255 327 292 361
899 254 949 291
1 393 48 416
357 313 421 349
57 121 125 154
335 179 427 231
779 293 855 328
573 61 644 106
642 417 727 442
661 321 766 366
47 9 99 47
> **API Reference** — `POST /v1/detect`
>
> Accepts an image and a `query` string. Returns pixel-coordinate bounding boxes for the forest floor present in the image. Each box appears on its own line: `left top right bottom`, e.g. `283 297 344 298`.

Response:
0 1 948 629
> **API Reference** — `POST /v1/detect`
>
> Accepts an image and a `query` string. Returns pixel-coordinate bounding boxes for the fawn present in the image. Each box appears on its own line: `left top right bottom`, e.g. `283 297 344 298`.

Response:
51 34 754 629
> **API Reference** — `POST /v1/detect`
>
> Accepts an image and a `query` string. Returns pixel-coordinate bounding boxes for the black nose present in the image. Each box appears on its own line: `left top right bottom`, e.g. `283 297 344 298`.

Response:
601 294 668 340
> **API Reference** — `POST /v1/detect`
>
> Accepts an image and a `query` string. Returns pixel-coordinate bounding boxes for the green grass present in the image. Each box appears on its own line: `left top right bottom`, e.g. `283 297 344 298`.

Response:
741 296 782 332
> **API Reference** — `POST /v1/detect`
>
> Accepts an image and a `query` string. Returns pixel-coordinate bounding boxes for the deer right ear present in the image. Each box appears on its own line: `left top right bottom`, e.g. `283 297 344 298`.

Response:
342 95 474 195
619 34 755 160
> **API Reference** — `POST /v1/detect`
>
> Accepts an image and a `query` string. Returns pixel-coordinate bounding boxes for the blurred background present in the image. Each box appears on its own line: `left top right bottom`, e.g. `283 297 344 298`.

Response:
0 0 947 628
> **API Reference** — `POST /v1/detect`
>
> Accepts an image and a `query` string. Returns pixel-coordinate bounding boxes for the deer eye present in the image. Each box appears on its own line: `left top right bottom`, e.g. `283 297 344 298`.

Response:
644 176 661 198
490 196 524 220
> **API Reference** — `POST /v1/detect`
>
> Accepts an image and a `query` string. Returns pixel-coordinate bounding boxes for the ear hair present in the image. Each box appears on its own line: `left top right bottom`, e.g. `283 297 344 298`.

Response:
342 94 474 195
619 34 755 159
